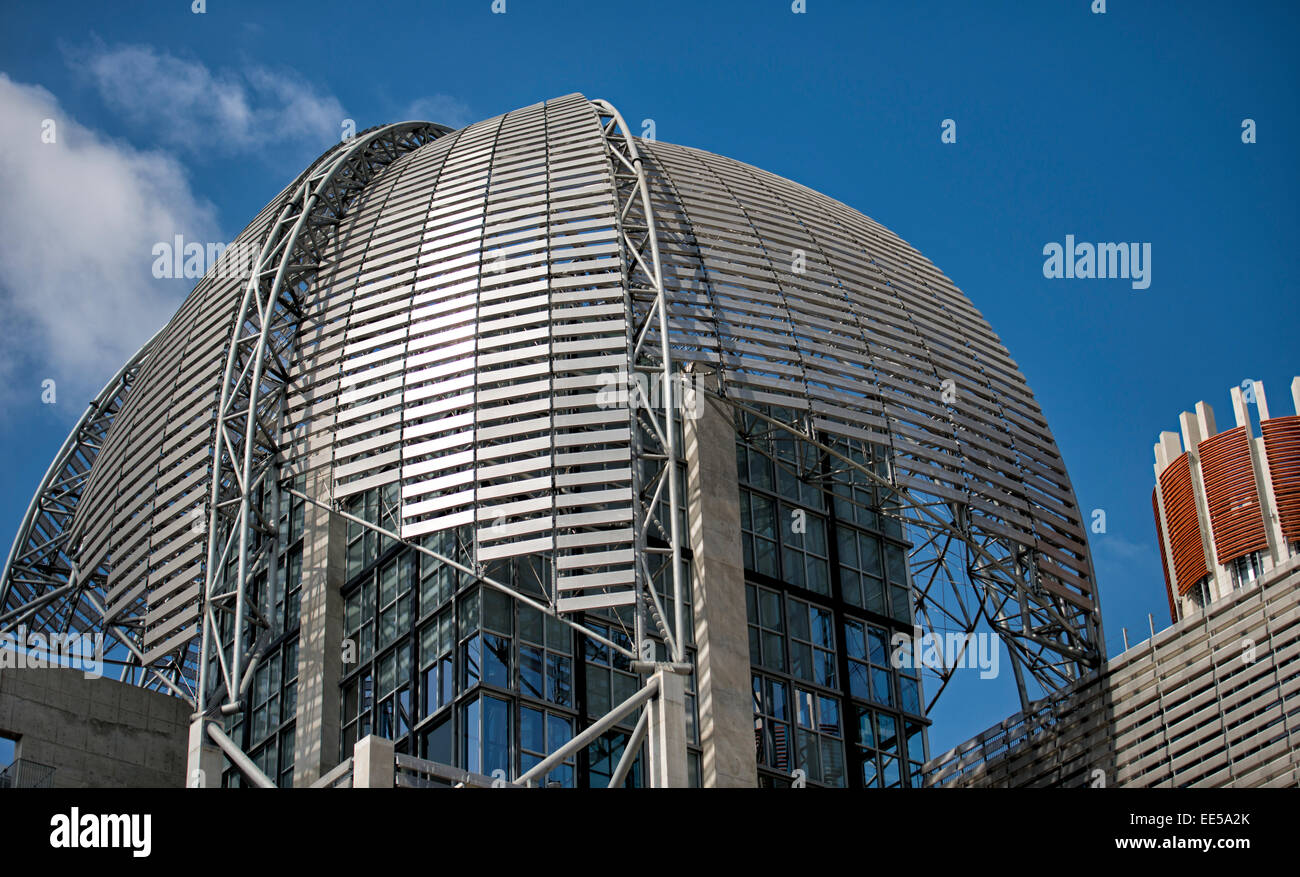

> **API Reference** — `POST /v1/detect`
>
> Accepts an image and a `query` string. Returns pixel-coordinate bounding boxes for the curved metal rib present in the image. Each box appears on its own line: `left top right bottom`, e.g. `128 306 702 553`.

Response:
199 121 450 712
1 328 160 634
589 99 685 662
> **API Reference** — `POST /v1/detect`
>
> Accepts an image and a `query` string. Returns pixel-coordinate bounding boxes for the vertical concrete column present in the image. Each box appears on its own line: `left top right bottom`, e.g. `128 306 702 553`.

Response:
352 735 395 788
683 371 758 788
1181 408 1228 598
1236 383 1287 570
292 466 347 786
185 719 223 788
647 669 689 788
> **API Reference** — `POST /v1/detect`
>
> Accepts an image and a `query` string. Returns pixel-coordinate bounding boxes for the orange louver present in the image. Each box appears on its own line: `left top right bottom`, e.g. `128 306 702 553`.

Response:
1152 488 1178 624
1262 415 1300 545
1158 452 1208 595
1198 426 1268 563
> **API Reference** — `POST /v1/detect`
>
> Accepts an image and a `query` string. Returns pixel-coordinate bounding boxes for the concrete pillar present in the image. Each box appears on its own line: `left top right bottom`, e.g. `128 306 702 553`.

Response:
352 735 395 788
683 372 758 788
1180 410 1226 598
1254 381 1272 421
292 466 347 786
647 669 689 788
1230 385 1251 430
185 719 223 788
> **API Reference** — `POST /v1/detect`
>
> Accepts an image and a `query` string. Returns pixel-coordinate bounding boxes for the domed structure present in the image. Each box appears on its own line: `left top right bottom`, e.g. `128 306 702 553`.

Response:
3 94 1101 787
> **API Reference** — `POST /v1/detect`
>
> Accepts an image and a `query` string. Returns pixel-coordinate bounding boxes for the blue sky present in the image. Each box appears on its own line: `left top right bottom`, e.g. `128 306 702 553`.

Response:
0 0 1296 755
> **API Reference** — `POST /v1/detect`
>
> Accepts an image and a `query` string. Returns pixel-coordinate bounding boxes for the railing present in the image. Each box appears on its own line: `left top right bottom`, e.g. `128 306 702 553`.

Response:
0 759 56 789
308 757 353 789
394 753 508 789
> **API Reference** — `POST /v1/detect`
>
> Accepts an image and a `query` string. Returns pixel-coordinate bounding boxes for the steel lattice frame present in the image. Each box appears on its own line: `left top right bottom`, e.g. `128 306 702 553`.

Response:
591 99 686 662
721 398 1103 710
0 331 194 700
198 122 450 713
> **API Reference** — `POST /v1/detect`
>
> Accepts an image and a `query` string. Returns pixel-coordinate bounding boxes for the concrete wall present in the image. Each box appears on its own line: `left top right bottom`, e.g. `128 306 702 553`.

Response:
685 372 758 788
0 667 189 788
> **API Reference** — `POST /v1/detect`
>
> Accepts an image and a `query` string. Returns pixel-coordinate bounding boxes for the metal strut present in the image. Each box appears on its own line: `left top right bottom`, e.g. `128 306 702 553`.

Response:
0 328 187 695
590 99 686 665
198 122 450 715
715 390 1103 710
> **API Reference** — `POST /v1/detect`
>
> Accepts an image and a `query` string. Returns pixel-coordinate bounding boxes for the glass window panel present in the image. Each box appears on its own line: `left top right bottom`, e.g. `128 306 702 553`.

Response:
821 738 846 787
796 689 815 729
439 656 453 707
519 604 543 645
891 584 912 623
871 667 894 707
790 641 812 682
521 706 544 753
868 626 890 665
878 713 898 753
545 615 570 653
461 699 480 775
837 526 859 567
841 568 862 608
483 633 510 688
787 599 809 641
587 666 610 716
844 620 866 660
815 649 835 687
806 558 829 595
860 535 882 576
906 721 926 763
900 675 921 715
849 662 870 701
612 669 637 709
520 645 544 699
547 714 573 753
796 729 821 782
885 543 908 584
755 537 778 578
483 587 512 634
882 755 901 788
459 589 479 633
861 753 880 788
810 607 833 649
424 717 452 764
765 678 789 722
462 634 481 688
762 632 786 672
482 696 511 779
856 706 876 748
547 654 573 707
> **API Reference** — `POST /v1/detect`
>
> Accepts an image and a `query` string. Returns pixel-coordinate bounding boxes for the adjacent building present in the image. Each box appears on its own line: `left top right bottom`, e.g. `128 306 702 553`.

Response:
927 378 1300 788
1152 379 1300 622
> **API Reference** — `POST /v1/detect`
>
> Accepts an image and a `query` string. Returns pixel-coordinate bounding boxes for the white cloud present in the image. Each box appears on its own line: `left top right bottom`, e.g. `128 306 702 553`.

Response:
68 42 347 155
0 73 220 415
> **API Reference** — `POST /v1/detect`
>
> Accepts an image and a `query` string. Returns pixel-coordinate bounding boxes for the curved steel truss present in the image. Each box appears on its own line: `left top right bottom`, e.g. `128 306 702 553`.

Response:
587 99 686 662
721 396 1104 710
0 331 194 699
199 122 450 713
